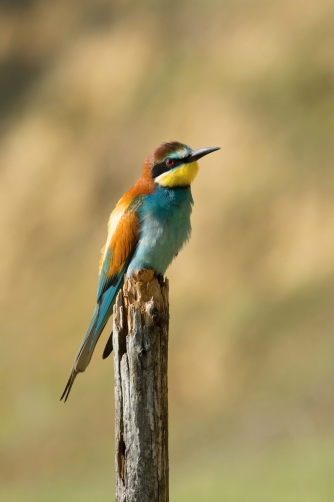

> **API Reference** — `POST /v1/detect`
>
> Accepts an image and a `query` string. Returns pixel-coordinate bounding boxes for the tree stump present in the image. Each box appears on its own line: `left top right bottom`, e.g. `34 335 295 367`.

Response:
113 270 169 502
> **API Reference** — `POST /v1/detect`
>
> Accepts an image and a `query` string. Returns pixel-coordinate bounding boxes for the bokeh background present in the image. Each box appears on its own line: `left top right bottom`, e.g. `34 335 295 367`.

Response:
1 0 334 500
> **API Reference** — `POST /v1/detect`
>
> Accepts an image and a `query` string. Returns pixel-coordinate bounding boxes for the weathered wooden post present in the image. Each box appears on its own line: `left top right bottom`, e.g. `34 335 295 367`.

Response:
113 269 169 502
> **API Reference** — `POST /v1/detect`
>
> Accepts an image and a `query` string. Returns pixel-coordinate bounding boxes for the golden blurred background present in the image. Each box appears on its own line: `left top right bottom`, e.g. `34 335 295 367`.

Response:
1 0 334 500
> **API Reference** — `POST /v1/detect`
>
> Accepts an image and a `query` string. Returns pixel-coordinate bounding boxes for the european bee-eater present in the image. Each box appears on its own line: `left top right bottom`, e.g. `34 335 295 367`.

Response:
61 141 220 401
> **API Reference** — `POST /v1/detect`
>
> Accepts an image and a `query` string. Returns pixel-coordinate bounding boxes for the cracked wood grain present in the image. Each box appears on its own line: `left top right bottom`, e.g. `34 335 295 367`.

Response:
113 270 169 502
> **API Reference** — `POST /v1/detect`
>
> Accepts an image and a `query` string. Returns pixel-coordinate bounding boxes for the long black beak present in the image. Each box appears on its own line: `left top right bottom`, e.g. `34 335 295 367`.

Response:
184 146 220 163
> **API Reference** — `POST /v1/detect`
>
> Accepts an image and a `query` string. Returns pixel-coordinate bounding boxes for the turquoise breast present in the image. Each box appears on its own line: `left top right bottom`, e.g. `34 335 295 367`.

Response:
126 185 193 276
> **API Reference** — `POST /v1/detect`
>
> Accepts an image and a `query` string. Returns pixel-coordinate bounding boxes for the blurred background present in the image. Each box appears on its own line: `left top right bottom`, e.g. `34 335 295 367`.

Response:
1 0 334 500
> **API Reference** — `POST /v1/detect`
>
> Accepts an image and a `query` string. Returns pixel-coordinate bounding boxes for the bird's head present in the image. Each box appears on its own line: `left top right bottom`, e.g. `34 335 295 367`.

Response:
145 141 220 188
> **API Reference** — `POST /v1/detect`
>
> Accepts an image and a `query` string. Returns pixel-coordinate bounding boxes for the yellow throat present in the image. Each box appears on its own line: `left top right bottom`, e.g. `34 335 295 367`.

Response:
155 161 199 187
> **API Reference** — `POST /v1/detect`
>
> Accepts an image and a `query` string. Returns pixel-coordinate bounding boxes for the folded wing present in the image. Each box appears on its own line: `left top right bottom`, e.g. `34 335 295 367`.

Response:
60 196 142 401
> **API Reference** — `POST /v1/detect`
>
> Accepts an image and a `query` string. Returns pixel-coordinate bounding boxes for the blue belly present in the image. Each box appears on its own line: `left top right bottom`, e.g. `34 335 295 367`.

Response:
126 185 193 276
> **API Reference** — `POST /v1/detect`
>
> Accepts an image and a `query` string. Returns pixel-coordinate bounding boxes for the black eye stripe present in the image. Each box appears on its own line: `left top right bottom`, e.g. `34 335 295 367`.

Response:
151 156 189 179
151 161 169 178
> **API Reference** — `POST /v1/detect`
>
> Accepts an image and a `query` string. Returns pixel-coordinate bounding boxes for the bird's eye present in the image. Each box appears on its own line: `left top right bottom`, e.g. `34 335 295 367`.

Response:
165 158 175 168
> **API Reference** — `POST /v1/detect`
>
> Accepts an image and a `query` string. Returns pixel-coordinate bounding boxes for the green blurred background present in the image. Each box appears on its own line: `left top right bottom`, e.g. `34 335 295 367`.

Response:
1 0 334 500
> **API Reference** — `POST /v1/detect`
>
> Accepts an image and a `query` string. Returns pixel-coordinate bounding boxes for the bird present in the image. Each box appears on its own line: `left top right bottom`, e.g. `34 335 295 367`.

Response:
60 141 220 401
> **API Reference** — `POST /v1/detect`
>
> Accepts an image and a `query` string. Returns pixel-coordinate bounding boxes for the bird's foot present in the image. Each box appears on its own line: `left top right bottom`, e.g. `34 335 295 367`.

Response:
134 269 155 283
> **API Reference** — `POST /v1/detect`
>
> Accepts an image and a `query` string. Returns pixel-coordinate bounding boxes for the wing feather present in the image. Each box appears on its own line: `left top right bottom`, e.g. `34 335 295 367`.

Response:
96 196 142 302
61 195 143 402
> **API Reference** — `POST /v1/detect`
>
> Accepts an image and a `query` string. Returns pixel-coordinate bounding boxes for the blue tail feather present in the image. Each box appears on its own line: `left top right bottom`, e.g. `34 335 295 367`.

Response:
60 269 126 402
88 272 125 352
